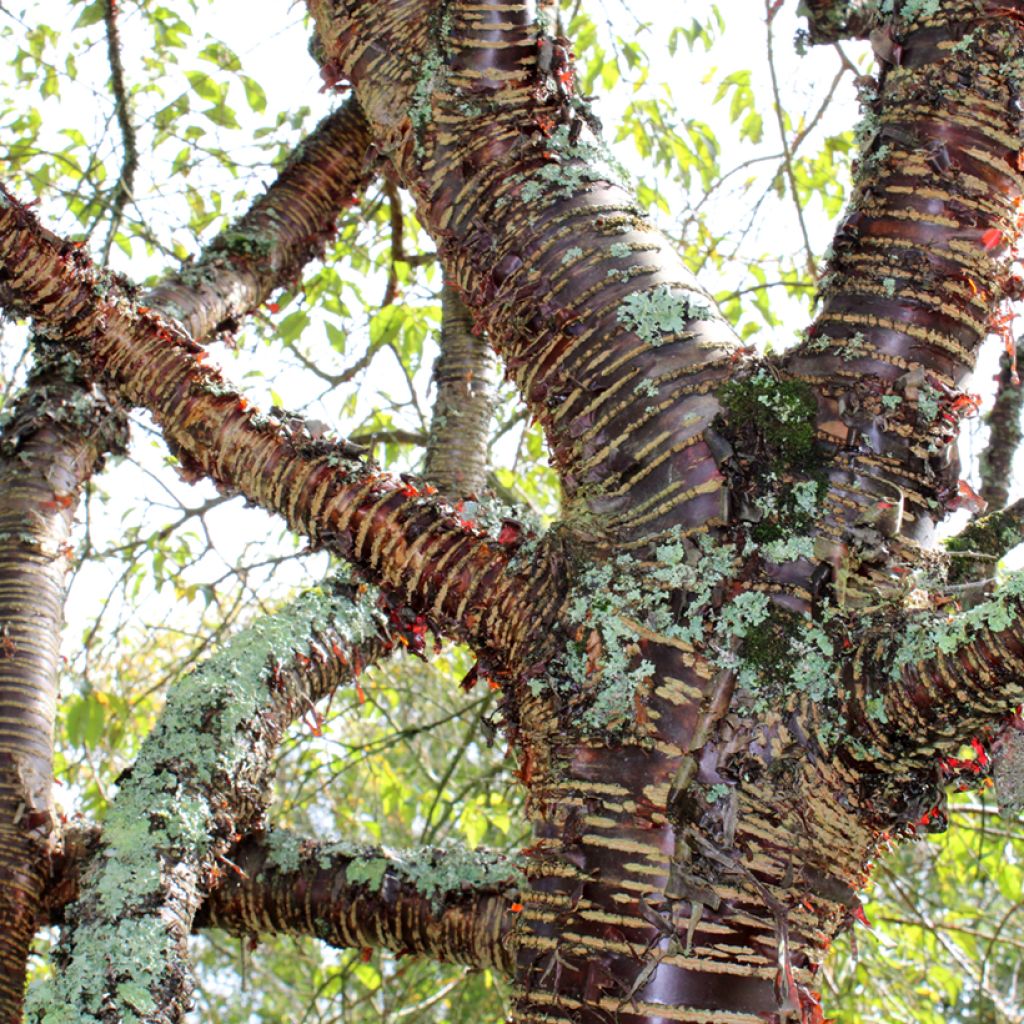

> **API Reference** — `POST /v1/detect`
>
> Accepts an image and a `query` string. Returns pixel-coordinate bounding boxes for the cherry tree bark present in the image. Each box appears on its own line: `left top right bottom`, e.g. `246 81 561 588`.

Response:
3 2 1024 1023
0 100 377 1021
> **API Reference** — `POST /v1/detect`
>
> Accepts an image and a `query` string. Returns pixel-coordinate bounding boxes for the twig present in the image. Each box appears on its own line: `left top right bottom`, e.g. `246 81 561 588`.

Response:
100 0 139 265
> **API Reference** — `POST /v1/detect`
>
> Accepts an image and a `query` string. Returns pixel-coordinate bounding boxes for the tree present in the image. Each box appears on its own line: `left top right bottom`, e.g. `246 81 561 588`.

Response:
2 0 1024 1021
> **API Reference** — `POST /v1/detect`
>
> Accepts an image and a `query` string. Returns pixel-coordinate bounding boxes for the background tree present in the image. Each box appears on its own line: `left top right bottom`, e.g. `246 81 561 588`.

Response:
3 1 1024 1023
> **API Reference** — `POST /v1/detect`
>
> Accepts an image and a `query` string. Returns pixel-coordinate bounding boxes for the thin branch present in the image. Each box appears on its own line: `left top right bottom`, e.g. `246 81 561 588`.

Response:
765 0 817 281
100 0 139 265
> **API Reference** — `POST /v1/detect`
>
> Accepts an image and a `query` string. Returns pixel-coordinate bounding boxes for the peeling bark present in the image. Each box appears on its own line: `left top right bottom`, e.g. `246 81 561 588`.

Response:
0 101 385 1020
0 188 556 669
423 284 496 497
309 0 741 551
46 828 518 975
145 98 374 343
196 831 517 974
0 346 126 1023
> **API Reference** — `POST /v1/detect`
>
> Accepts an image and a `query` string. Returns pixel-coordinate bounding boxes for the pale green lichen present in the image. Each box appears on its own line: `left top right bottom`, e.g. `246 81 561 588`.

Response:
516 123 630 204
26 576 384 1024
617 284 714 345
888 570 1024 681
301 834 523 911
562 246 584 264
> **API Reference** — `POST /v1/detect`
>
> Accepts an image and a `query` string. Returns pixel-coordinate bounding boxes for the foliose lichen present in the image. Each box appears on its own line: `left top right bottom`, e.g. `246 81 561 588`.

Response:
617 284 714 345
26 576 384 1024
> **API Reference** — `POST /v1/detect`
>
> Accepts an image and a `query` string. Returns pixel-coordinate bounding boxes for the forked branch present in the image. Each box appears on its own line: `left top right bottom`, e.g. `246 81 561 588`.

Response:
0 188 552 666
309 0 743 550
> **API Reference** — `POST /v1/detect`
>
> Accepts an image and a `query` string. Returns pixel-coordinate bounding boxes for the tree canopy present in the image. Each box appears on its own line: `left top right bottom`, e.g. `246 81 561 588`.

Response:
3 2 1024 1023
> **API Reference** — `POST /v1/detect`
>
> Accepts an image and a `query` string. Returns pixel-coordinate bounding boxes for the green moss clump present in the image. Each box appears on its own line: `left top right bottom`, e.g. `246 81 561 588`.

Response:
718 369 819 465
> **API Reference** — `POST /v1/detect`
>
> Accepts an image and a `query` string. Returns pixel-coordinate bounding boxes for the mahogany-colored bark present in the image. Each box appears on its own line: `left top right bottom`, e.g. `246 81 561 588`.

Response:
423 284 496 497
0 101 385 1021
0 348 125 1024
45 828 518 974
145 98 374 343
196 833 517 974
297 4 1024 1022
0 188 553 671
309 0 741 552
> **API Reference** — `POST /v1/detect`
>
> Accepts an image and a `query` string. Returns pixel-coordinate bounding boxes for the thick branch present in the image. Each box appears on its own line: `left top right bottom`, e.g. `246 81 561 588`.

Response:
0 187 553 667
786 4 1024 552
423 284 496 496
0 103 388 1018
145 98 374 342
946 497 1024 582
25 579 392 1023
844 573 1024 765
46 828 518 975
0 345 126 1021
309 0 742 550
197 831 517 974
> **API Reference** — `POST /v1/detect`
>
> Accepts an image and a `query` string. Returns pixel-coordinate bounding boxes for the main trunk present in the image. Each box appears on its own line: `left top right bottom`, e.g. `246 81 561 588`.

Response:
506 653 873 1024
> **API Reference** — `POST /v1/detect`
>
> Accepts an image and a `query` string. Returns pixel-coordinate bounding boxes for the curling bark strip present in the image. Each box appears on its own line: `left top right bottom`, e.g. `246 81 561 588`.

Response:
0 103 384 1018
308 0 741 551
0 187 549 666
788 1 1024 553
195 833 518 974
0 351 125 1024
46 828 518 975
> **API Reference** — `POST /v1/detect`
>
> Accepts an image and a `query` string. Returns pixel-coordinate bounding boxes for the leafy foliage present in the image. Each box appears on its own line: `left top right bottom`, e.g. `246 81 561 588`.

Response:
3 1 1023 1022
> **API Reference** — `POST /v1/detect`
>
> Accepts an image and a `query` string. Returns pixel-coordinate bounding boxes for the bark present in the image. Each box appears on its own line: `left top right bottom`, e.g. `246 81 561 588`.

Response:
980 340 1024 511
144 98 373 343
423 284 496 496
0 186 554 670
295 4 1024 1022
6 2 1024 1022
25 580 392 1023
31 252 512 1022
788 0 1024 552
195 831 517 974
0 100 385 1021
798 0 875 44
946 496 1024 582
46 828 518 975
309 0 742 553
0 347 126 1023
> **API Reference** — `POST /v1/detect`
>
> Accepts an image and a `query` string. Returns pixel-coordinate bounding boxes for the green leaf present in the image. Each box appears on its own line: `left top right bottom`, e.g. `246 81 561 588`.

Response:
240 74 266 113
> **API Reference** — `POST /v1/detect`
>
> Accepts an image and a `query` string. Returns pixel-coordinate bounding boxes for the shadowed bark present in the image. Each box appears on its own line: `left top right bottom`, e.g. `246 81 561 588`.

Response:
46 828 519 975
423 284 496 497
0 346 126 1022
980 340 1024 512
